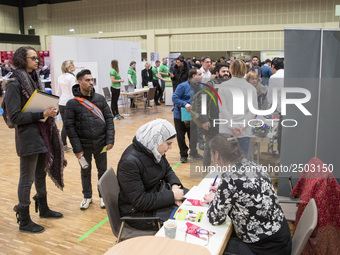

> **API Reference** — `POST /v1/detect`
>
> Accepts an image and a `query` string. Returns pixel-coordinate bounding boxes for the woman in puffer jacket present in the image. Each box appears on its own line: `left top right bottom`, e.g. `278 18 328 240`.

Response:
117 119 186 230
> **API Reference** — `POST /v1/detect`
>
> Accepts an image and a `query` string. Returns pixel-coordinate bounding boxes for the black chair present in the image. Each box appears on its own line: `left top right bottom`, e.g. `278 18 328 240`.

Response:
98 167 161 243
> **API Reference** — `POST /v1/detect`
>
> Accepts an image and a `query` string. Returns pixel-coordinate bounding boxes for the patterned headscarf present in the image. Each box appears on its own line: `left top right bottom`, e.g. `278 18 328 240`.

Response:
136 119 176 162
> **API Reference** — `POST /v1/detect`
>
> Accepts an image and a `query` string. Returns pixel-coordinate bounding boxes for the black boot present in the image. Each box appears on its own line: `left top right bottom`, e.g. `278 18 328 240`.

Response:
33 195 63 218
13 205 45 233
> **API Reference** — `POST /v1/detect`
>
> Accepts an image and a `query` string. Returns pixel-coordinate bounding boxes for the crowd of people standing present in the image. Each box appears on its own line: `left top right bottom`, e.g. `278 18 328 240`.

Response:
2 46 289 255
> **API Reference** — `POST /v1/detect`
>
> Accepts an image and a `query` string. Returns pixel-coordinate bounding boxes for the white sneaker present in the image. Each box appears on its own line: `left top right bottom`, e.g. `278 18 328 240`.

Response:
100 198 105 208
80 198 92 210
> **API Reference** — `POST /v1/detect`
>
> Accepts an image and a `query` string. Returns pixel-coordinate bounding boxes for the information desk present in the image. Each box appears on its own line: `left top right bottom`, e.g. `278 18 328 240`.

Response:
120 88 149 116
156 171 233 255
104 236 210 255
164 81 173 106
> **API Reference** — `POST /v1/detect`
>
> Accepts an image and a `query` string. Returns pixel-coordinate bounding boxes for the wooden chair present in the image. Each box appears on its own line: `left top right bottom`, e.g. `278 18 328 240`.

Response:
140 87 156 108
124 85 142 108
98 167 161 243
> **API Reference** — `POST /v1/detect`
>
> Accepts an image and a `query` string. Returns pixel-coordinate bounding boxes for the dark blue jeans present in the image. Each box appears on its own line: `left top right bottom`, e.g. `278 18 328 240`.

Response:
18 153 47 207
82 147 107 198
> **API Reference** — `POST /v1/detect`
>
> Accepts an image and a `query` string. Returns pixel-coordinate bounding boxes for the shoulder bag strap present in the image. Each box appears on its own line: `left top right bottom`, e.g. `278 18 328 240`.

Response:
74 97 105 123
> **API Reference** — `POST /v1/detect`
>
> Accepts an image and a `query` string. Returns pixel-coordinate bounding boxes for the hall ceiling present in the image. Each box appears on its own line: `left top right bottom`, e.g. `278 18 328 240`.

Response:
0 0 81 8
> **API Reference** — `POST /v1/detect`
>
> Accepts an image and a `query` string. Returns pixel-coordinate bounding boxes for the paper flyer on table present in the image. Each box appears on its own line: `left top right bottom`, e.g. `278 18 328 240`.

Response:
169 208 205 222
178 222 215 240
185 199 209 207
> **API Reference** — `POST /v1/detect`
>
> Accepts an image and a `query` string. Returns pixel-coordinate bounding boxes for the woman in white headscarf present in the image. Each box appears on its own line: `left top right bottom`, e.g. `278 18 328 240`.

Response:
117 119 185 230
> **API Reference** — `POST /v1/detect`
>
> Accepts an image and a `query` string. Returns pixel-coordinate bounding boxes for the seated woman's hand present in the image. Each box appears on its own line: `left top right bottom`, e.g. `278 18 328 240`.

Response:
203 192 216 203
209 181 219 193
171 184 181 191
173 188 184 201
175 200 183 207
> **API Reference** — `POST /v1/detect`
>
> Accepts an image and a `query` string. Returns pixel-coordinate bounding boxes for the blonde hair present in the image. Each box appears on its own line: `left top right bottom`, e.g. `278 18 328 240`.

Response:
145 62 151 68
230 59 246 78
246 71 261 95
245 71 258 83
61 60 74 73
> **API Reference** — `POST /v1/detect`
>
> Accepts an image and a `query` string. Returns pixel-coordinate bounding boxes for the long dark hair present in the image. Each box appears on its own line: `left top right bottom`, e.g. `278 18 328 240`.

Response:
12 46 40 70
209 134 243 165
111 60 119 73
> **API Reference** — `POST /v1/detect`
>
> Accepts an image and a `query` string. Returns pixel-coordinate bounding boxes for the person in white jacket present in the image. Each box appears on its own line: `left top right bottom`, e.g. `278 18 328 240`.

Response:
57 60 76 151
267 58 284 113
267 57 284 152
216 59 257 155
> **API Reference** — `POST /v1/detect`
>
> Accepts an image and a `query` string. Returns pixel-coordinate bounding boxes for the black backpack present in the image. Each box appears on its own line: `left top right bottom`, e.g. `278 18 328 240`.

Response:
1 78 16 129
1 100 15 129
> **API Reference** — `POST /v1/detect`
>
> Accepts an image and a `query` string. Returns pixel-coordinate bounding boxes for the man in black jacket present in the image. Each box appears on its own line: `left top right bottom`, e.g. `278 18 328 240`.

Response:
65 69 115 210
170 56 189 93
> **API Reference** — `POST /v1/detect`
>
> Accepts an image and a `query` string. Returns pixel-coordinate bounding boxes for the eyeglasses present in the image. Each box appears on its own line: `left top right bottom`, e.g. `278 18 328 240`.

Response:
185 228 211 246
26 56 40 61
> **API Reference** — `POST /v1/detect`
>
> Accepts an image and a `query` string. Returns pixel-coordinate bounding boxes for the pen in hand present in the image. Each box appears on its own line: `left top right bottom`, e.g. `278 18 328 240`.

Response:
209 175 218 192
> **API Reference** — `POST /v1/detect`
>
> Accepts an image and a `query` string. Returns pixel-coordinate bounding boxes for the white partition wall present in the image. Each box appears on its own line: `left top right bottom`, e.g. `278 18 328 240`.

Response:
50 36 142 96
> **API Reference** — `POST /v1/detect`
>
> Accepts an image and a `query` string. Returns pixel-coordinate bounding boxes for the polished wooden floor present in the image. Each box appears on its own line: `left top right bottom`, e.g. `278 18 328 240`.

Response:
0 99 205 255
0 97 282 254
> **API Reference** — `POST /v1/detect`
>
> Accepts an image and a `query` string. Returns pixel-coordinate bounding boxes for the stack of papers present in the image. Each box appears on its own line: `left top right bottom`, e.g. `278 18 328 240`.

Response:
184 185 208 200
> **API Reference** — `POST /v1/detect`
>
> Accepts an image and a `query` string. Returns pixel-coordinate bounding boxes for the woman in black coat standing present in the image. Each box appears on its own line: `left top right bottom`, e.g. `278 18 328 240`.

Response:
141 62 153 87
117 119 186 230
5 46 66 233
141 62 153 107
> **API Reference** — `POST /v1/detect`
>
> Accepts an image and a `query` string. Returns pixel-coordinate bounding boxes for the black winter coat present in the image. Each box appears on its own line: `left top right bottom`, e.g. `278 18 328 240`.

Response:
118 137 182 216
5 78 47 157
141 68 153 87
64 84 115 153
171 64 189 89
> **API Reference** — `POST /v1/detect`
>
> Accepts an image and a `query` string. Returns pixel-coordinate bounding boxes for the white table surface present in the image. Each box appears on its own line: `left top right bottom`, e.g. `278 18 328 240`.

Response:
156 172 232 255
120 88 149 95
